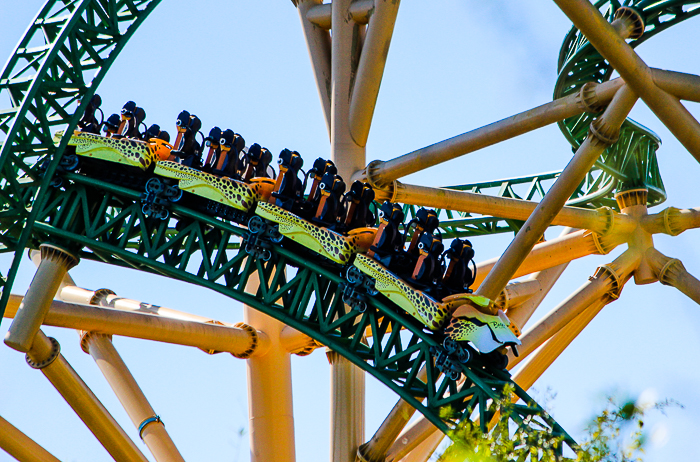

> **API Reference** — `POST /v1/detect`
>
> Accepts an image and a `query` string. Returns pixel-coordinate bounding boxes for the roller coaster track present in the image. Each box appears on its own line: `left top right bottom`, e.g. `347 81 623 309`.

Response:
1 0 697 458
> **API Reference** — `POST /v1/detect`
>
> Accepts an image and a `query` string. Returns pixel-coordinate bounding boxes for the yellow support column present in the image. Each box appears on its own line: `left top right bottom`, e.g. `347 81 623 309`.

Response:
82 332 186 462
328 350 365 462
648 248 700 305
244 276 296 462
0 416 60 462
398 430 444 462
5 244 78 352
357 367 427 461
512 299 608 391
25 330 148 462
385 417 439 462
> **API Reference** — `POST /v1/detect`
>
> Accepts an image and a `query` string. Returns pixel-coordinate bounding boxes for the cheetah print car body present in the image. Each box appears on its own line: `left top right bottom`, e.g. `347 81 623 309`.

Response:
353 254 449 331
63 131 158 171
256 202 376 265
354 254 520 352
443 302 521 354
154 161 275 212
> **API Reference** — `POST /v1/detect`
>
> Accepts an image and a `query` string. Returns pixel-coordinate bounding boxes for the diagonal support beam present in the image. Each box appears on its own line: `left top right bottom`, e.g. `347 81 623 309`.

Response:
0 415 60 462
82 333 186 462
554 0 700 163
349 0 401 146
473 228 625 289
470 84 638 303
25 330 149 462
353 78 624 185
509 249 639 368
296 0 332 135
647 248 700 305
2 295 270 358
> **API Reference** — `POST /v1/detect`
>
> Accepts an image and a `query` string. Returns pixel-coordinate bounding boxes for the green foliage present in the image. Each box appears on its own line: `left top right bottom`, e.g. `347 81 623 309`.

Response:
575 397 682 462
435 390 682 462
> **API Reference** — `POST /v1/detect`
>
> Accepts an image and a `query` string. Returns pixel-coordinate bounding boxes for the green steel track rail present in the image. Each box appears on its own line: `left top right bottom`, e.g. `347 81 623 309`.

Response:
554 0 700 206
0 0 161 311
27 171 577 456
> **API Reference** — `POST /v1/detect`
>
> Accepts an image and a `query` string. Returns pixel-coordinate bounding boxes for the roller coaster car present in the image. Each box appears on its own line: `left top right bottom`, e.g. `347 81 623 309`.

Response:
255 202 376 264
170 112 203 169
154 160 275 212
443 296 521 362
405 208 439 258
208 129 245 179
202 126 222 168
352 254 519 356
307 158 337 203
59 130 163 172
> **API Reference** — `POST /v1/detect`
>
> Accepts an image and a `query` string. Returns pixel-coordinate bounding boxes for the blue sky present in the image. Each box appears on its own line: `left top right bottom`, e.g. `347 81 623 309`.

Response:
1 1 699 461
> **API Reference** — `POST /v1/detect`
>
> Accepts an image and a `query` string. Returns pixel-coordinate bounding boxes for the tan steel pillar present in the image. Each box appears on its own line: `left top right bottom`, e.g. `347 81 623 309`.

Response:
82 333 185 462
244 276 296 462
509 250 639 367
295 0 332 135
5 244 78 352
330 0 365 179
506 264 569 328
349 0 401 146
61 285 222 323
25 330 148 462
642 207 700 236
0 416 60 462
328 350 365 462
375 181 635 236
473 228 625 290
512 299 608 391
398 430 444 462
280 325 322 355
3 295 269 358
493 279 541 312
554 0 700 162
651 69 700 104
327 3 368 460
355 78 624 185
385 416 438 462
615 189 655 284
472 84 638 302
357 367 428 462
647 248 700 305
505 228 577 327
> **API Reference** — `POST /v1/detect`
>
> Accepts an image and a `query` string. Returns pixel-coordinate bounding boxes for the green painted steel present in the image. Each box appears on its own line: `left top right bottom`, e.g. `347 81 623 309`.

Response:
27 170 577 455
0 0 162 317
555 0 700 206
